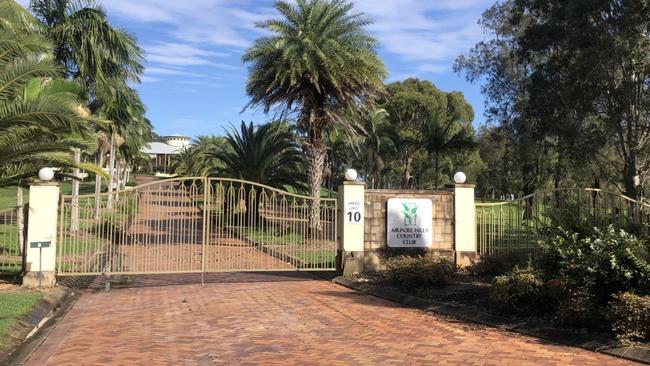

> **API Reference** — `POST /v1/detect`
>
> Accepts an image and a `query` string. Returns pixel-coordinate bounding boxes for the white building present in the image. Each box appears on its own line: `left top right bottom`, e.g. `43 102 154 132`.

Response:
140 134 191 173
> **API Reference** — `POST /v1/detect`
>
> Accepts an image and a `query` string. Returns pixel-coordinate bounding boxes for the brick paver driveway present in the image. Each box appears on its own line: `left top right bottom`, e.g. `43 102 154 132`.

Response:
25 273 635 365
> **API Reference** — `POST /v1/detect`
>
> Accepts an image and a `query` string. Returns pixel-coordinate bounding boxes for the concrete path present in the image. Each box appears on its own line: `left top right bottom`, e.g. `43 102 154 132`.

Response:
25 273 636 365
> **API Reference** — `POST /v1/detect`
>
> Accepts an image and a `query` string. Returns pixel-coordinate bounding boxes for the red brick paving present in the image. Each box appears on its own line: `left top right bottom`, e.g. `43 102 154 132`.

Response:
25 273 637 365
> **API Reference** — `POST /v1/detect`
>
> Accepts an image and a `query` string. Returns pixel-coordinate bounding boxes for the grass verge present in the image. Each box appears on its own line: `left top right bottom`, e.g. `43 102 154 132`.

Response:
0 290 42 352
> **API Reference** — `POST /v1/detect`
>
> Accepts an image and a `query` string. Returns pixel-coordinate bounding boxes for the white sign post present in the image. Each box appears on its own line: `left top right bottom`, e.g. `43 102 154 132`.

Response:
345 200 363 225
387 198 433 248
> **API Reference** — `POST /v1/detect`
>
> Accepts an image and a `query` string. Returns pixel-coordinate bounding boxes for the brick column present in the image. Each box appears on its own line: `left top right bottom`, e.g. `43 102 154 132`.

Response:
23 182 60 289
454 184 477 266
337 181 365 275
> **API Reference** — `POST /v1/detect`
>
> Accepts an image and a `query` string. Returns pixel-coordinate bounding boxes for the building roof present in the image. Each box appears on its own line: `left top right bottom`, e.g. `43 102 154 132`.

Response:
165 133 190 139
141 142 184 155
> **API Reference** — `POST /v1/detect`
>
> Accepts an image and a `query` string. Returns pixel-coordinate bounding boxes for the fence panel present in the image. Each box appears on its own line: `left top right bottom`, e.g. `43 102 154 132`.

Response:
0 204 26 275
476 188 650 255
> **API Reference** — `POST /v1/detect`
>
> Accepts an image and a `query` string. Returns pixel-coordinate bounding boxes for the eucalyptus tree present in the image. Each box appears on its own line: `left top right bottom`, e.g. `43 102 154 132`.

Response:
454 1 553 197
243 0 386 229
381 78 476 188
507 0 650 199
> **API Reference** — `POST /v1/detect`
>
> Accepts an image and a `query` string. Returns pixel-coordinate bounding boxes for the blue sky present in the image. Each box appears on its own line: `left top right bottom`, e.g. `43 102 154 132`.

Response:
17 0 494 138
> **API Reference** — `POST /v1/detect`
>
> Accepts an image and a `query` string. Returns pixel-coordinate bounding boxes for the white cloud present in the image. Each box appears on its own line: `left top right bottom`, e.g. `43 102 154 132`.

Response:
104 0 273 48
353 0 492 74
145 42 228 67
105 0 491 77
140 75 161 83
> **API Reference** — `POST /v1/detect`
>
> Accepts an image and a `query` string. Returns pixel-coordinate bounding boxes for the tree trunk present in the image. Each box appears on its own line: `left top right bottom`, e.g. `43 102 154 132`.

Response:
16 188 23 256
94 151 105 220
115 159 121 202
305 142 326 232
123 166 130 189
434 153 439 189
623 156 641 200
107 130 116 210
401 152 413 189
71 148 80 232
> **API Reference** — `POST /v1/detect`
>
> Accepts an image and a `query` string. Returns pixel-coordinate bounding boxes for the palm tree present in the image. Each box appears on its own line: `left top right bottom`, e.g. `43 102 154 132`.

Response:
243 0 386 229
27 0 149 205
0 16 101 187
356 109 396 189
28 0 144 92
204 121 305 189
423 92 476 188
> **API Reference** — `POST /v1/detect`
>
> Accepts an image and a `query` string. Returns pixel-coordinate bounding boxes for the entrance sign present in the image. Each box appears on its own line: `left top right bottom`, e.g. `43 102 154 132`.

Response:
345 200 363 224
387 198 433 247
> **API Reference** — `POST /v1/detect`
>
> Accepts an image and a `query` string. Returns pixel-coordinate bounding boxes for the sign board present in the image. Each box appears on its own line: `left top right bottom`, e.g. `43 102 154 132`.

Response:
345 200 363 225
387 198 433 247
30 241 51 248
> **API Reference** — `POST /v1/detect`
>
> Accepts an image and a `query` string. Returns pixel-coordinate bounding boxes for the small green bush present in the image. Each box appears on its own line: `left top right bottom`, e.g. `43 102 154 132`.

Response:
489 266 546 314
609 292 650 342
468 252 531 276
384 254 455 290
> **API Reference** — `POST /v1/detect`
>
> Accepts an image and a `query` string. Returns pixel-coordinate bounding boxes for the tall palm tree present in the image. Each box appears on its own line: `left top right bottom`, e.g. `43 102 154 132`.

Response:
27 0 149 204
29 0 144 92
243 0 386 229
205 121 305 189
423 92 476 188
356 108 396 189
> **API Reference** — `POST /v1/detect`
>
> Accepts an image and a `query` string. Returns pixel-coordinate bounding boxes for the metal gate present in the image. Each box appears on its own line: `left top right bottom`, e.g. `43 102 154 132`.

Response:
56 177 337 276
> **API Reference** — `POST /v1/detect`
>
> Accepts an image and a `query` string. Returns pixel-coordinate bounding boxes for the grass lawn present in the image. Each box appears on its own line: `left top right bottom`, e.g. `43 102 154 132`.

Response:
244 228 303 245
0 291 42 351
0 187 26 209
294 250 336 268
0 181 99 210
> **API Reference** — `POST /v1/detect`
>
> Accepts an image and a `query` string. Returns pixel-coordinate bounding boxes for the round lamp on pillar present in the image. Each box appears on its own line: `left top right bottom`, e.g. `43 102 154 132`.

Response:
344 168 358 181
453 171 466 184
38 167 54 181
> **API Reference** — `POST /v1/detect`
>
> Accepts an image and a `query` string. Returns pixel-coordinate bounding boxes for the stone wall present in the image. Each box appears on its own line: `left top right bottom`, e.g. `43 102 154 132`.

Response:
364 189 454 252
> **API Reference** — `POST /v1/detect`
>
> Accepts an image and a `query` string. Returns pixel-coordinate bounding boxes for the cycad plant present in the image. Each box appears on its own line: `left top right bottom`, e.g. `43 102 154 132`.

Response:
243 0 386 229
205 121 305 189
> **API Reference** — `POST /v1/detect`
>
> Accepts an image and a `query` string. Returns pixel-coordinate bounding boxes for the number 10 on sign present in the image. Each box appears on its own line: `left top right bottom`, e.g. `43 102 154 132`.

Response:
345 201 363 224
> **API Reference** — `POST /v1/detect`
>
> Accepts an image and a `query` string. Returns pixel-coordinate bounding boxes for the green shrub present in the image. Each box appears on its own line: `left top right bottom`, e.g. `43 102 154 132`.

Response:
539 226 650 304
551 286 607 328
384 254 455 290
468 252 531 276
489 265 547 314
609 292 650 342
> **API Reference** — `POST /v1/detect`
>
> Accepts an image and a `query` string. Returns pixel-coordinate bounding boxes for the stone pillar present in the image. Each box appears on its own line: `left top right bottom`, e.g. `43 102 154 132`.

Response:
454 184 477 266
337 181 365 275
23 182 60 289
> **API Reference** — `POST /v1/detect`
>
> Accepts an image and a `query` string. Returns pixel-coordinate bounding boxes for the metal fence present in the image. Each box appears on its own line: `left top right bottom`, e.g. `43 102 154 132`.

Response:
57 177 338 276
475 188 650 255
0 203 26 275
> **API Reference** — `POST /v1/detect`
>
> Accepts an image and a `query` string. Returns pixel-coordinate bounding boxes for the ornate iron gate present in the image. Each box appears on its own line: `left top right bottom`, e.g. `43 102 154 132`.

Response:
56 177 337 276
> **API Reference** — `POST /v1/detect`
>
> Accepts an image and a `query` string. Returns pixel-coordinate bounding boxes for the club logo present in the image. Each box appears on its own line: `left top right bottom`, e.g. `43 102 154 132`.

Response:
402 203 417 226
